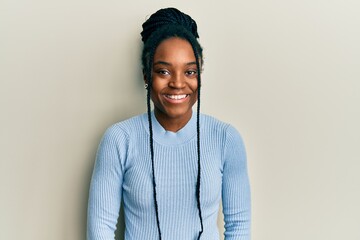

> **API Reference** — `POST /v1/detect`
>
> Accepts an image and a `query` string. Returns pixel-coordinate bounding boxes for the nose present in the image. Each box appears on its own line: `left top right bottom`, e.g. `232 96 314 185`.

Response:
168 72 186 89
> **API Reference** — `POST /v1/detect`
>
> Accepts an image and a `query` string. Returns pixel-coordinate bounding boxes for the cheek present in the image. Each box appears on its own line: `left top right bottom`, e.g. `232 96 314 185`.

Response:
150 79 164 95
188 78 199 90
191 82 199 95
149 83 165 104
150 89 160 102
192 91 199 102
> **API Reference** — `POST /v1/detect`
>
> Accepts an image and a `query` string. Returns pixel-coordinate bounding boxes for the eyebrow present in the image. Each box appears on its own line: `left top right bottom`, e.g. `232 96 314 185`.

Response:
153 61 197 66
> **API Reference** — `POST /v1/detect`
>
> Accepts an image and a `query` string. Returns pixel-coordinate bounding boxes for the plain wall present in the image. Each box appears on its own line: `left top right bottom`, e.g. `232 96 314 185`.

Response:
1 0 359 239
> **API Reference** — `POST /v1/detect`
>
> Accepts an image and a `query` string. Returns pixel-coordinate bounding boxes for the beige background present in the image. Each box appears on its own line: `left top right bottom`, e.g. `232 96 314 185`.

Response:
1 0 360 239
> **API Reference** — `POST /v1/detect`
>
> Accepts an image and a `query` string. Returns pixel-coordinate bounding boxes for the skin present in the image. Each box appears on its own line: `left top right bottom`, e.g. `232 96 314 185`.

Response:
145 37 199 132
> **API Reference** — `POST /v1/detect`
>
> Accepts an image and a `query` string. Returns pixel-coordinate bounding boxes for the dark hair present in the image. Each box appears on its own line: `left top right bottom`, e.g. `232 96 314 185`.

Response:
140 8 204 240
141 9 203 77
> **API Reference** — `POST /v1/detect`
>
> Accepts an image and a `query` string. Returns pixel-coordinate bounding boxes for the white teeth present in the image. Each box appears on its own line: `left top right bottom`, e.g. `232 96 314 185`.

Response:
166 94 187 100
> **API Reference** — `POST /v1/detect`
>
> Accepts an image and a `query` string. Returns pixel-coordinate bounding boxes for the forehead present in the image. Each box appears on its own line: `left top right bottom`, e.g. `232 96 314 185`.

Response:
154 37 195 62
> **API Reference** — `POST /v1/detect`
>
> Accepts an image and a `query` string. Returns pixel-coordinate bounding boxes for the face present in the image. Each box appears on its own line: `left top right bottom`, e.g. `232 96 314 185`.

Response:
148 37 199 127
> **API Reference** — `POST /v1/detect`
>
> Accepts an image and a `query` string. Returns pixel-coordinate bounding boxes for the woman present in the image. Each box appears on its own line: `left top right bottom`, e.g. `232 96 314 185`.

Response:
87 8 251 240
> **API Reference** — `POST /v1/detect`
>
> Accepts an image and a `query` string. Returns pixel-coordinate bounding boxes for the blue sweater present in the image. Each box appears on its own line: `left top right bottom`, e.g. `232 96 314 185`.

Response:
87 112 251 240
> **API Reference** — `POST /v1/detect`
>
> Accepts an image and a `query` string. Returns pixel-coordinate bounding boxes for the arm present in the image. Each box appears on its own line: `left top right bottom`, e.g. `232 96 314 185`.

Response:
87 126 125 240
222 125 251 240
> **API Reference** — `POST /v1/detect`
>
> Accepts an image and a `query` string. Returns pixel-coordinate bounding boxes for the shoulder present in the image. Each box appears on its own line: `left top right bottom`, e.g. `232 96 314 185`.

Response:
200 113 242 136
200 113 228 130
101 113 146 143
200 113 245 148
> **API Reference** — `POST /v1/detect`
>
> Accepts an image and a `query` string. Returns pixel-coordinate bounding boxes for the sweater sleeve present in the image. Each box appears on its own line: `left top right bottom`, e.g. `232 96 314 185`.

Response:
87 126 125 240
222 125 251 240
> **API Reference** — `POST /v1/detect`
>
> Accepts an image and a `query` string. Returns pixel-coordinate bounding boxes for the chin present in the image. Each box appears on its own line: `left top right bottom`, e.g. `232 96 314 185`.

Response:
163 108 192 119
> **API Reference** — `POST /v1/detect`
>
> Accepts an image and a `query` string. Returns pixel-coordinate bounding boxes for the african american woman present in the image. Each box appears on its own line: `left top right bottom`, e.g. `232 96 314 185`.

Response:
87 7 251 240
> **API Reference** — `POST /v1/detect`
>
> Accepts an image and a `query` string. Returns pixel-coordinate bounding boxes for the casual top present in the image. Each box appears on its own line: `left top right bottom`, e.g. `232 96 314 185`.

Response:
87 111 251 240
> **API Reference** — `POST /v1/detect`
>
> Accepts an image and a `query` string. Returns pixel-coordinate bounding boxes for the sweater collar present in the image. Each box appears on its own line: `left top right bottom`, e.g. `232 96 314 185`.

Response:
142 111 197 146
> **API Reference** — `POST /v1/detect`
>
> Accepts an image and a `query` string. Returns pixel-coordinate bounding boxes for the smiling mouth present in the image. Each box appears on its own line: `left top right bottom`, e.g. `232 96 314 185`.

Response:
164 94 188 100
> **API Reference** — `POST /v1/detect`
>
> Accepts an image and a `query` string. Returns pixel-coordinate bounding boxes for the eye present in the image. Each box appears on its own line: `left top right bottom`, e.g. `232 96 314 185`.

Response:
185 70 197 76
156 69 170 75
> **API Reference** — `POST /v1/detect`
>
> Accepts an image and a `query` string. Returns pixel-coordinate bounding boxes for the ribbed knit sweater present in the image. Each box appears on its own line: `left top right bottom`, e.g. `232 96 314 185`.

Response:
87 111 251 240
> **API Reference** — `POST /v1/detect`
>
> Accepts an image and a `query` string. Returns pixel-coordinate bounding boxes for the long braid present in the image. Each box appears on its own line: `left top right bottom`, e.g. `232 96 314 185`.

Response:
191 41 204 240
146 48 162 240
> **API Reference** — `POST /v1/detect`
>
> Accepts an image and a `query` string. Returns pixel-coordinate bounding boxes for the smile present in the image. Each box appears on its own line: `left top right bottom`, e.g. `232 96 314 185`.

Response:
164 94 188 100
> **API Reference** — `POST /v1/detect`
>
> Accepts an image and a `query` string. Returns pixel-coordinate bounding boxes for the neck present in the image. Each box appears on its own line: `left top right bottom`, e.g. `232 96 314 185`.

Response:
154 110 193 132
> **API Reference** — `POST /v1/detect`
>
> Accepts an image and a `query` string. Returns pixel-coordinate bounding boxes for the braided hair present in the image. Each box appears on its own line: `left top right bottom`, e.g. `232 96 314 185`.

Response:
140 8 204 240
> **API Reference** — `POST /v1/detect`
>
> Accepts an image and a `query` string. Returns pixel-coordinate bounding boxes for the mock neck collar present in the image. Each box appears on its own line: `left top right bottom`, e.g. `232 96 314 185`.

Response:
141 111 197 146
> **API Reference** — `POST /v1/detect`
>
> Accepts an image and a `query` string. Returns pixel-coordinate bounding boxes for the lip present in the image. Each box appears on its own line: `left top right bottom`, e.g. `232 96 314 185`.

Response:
163 94 190 104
